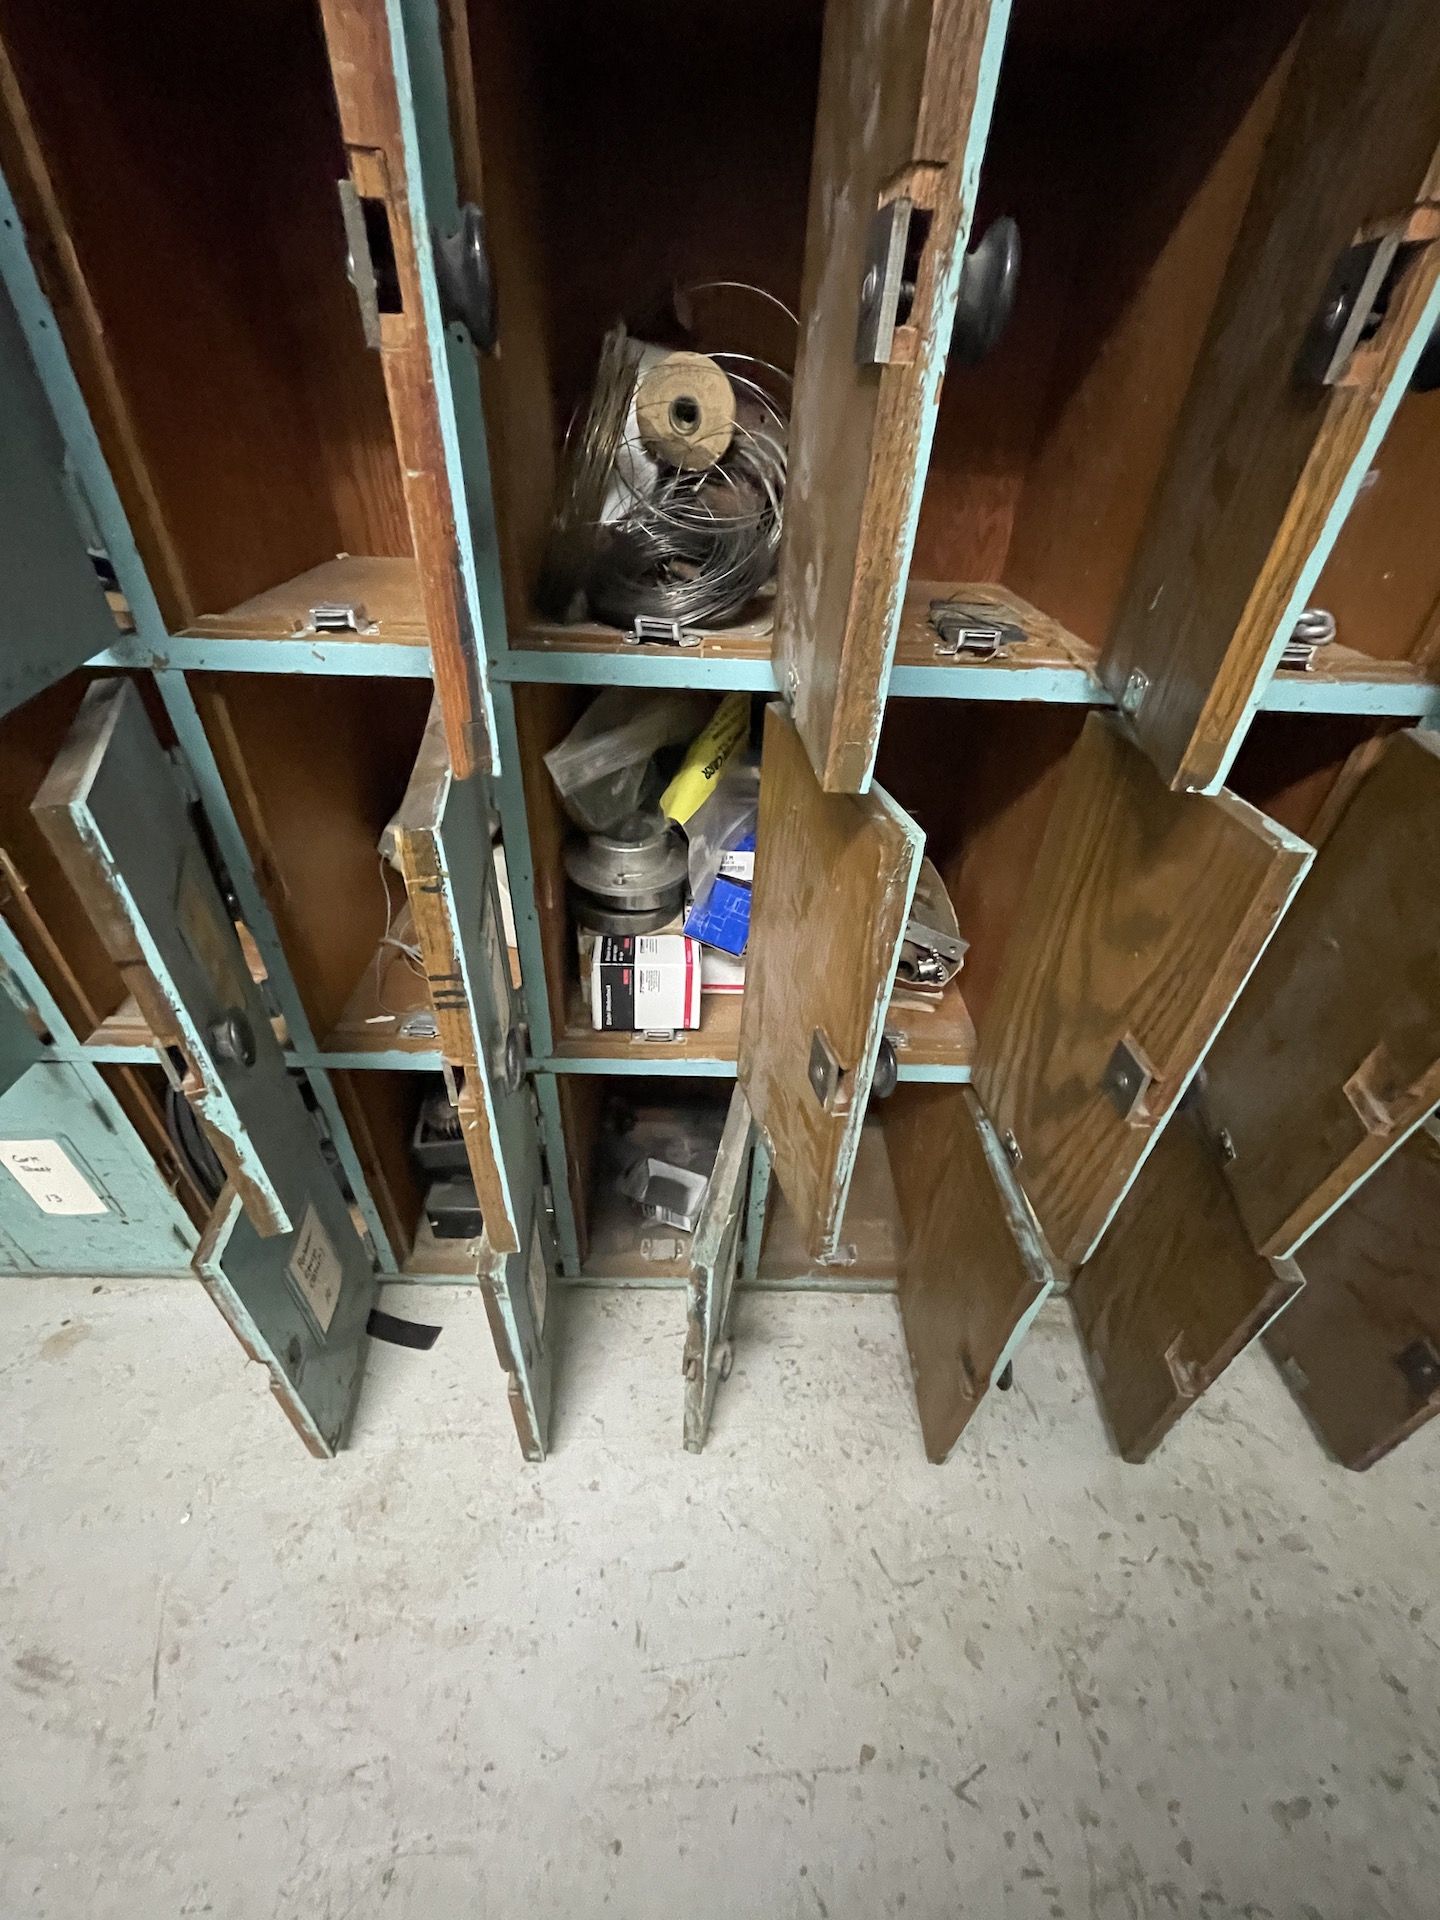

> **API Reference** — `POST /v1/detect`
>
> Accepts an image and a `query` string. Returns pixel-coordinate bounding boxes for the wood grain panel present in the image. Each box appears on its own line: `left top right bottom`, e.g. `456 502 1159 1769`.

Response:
1071 1101 1302 1463
739 705 921 1259
1099 0 1440 792
777 0 1004 792
975 712 1311 1265
1206 728 1440 1256
889 1084 1054 1462
318 0 490 776
1267 1126 1440 1470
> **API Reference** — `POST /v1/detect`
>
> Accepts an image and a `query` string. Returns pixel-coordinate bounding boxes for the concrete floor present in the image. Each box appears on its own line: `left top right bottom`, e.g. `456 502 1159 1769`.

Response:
2 1280 1438 1920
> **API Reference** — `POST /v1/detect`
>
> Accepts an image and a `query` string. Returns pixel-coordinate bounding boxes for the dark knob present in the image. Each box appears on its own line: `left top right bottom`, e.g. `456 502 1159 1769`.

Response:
432 203 498 352
209 1010 256 1070
951 215 1021 367
872 1035 899 1101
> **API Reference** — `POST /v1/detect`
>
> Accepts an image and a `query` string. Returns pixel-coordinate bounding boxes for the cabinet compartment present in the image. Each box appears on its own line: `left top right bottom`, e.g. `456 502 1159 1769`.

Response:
455 0 821 654
0 0 413 640
189 675 437 1054
906 0 1304 669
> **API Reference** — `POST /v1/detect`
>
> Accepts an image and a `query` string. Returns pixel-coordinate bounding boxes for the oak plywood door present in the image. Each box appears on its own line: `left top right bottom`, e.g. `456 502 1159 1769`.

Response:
889 1085 1055 1464
739 705 922 1262
683 1085 755 1453
975 712 1311 1268
1099 0 1440 793
1070 1101 1302 1465
1206 728 1440 1258
389 699 552 1456
777 0 1009 794
317 0 499 778
1267 1125 1440 1471
33 678 377 1454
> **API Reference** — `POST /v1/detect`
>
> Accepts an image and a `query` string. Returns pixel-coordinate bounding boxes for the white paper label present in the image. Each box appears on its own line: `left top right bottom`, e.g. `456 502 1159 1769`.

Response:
287 1202 343 1333
0 1139 108 1216
527 1230 548 1338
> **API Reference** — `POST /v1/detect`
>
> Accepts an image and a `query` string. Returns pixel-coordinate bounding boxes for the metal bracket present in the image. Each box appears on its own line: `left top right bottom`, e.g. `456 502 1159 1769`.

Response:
627 615 702 649
856 196 917 366
1101 1035 1157 1123
308 601 375 636
1119 669 1150 717
1278 607 1336 673
807 1028 851 1115
337 179 382 349
1001 1128 1022 1167
929 599 1023 660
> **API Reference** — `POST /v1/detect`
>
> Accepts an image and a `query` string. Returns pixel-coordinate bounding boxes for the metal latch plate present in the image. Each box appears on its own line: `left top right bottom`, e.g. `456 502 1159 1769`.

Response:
1101 1035 1156 1122
929 599 1025 659
309 601 375 636
856 196 914 367
808 1028 850 1115
628 616 702 649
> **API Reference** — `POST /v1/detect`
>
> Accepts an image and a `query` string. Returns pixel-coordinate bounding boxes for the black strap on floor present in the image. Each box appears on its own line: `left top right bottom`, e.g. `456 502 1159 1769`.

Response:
366 1307 442 1351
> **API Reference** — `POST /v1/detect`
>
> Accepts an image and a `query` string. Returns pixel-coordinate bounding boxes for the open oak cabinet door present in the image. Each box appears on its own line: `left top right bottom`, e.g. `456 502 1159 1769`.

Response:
975 713 1312 1269
1098 0 1440 793
1266 1124 1440 1471
889 1085 1056 1464
738 705 922 1263
32 678 377 1452
1204 728 1440 1259
389 699 552 1457
316 0 499 779
776 0 1010 794
0 277 121 718
1070 1101 1303 1465
682 1085 755 1453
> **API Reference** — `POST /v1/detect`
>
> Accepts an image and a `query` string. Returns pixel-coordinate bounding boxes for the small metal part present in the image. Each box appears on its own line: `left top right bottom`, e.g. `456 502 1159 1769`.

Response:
1296 234 1404 387
432 203 498 352
808 1028 848 1114
566 811 689 930
1002 1128 1022 1166
1279 606 1337 672
208 1010 256 1070
898 857 968 988
502 1027 525 1097
1119 669 1150 716
1101 1035 1155 1122
1215 1126 1237 1164
951 215 1022 367
871 1034 899 1101
855 196 915 366
929 599 1025 660
337 179 381 349
308 602 374 635
627 615 703 648
1394 1338 1440 1403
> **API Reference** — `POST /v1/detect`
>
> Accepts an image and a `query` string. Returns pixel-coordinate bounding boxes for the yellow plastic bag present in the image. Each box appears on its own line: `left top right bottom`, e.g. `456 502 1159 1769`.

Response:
660 692 750 826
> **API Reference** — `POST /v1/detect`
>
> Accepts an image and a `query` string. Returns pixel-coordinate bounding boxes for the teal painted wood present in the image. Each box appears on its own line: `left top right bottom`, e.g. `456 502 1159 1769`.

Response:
492 651 783 692
529 1051 973 1083
151 672 394 1265
740 1133 772 1287
1198 267 1440 795
479 1186 554 1460
0 164 168 651
194 1179 376 1459
488 684 556 1058
89 636 435 679
531 1072 582 1278
0 278 122 715
0 983 196 1275
387 0 503 762
682 1084 754 1451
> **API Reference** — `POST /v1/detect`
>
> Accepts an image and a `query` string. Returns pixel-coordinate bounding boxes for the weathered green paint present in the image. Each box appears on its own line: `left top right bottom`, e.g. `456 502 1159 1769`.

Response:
682 1084 754 1452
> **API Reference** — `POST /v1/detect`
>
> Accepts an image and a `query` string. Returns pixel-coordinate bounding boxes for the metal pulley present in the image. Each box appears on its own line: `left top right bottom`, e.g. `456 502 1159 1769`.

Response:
432 203 498 352
951 215 1021 367
565 810 689 934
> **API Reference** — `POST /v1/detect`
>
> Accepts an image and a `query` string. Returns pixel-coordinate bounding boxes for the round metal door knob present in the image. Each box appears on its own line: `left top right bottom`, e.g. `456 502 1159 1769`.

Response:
209 1010 257 1070
871 1035 899 1102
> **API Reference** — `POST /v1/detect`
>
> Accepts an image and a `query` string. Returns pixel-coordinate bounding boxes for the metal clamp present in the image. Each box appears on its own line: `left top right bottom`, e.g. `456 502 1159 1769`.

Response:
1278 607 1336 673
627 616 703 649
929 599 1023 661
308 601 375 636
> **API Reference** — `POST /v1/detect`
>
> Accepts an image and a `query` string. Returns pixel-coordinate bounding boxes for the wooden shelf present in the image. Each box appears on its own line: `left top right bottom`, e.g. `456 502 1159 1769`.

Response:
326 941 438 1056
179 556 429 647
893 580 1096 676
401 1215 482 1279
551 976 974 1075
509 598 774 663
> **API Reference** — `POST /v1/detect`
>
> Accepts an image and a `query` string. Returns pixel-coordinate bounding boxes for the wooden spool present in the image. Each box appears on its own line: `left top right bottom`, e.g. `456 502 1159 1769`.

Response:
634 350 736 470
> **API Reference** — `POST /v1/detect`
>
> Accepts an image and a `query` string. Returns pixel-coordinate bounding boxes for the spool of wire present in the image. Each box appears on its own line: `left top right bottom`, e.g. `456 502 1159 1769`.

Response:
542 283 794 632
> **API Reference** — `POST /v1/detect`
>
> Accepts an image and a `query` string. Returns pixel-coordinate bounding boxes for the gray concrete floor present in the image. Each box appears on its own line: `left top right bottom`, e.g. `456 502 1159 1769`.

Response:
2 1279 1438 1920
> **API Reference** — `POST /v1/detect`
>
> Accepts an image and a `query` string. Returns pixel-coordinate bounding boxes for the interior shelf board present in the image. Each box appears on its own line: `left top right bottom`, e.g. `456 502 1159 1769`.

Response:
324 945 438 1056
177 556 430 646
401 1216 482 1279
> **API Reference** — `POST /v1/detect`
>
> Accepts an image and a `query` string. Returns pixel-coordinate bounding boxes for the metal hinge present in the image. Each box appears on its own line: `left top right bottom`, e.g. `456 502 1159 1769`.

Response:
308 601 376 636
929 599 1024 660
1278 607 1336 673
627 615 702 649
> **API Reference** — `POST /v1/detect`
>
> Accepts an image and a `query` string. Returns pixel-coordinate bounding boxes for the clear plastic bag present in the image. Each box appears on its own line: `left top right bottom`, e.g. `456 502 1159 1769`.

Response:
544 688 713 832
684 754 760 901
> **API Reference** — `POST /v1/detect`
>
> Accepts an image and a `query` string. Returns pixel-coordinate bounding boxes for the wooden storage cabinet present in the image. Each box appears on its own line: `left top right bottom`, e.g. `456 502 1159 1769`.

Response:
0 0 1438 1469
